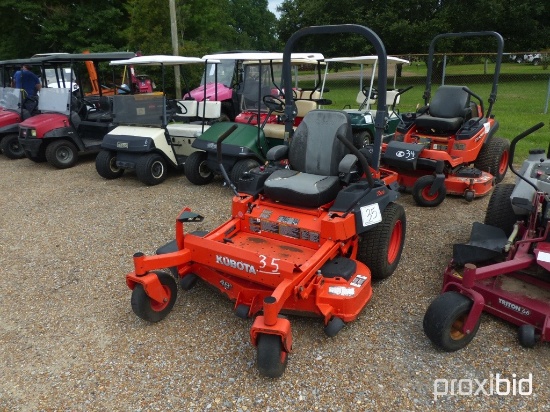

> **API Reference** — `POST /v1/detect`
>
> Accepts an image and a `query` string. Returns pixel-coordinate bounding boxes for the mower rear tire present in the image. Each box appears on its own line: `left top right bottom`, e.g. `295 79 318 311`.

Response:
46 140 79 169
185 151 214 185
96 150 124 179
357 202 406 280
257 333 288 378
136 153 168 186
475 137 510 183
353 130 373 149
484 183 518 236
1 134 25 159
131 271 177 323
412 175 446 207
518 324 537 348
423 291 480 351
231 158 260 184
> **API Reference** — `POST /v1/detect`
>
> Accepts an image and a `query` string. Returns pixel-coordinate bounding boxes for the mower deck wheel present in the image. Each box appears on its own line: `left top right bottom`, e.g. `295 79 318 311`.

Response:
357 202 406 280
235 304 250 319
423 291 480 351
1 134 25 159
257 333 288 378
185 151 214 185
96 150 124 179
45 139 79 169
180 273 199 291
324 317 345 337
131 271 177 322
518 324 537 348
412 175 446 207
136 153 168 186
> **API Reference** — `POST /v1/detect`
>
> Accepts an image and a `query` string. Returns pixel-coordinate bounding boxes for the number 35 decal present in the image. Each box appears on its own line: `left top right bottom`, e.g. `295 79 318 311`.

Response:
259 255 280 275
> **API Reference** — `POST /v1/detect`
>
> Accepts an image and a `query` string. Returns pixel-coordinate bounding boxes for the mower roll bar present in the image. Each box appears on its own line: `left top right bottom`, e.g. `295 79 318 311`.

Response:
508 122 545 192
282 24 388 171
424 31 504 118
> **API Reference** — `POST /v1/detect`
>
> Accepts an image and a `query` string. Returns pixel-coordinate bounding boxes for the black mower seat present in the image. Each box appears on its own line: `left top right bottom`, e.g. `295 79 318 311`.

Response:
264 110 353 208
415 85 471 132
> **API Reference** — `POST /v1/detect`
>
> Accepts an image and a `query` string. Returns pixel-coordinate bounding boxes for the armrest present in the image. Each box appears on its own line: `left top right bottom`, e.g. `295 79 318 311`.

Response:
266 145 289 161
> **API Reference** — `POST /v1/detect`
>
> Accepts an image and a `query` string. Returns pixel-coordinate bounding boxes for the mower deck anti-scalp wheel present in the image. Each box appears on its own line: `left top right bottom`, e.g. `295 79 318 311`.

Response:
136 153 168 186
95 150 124 179
423 291 480 351
230 158 260 184
1 133 25 159
180 273 199 291
256 333 288 378
131 271 177 322
357 202 406 280
475 137 510 183
324 317 345 337
412 175 446 207
185 151 214 185
518 324 537 348
45 139 79 169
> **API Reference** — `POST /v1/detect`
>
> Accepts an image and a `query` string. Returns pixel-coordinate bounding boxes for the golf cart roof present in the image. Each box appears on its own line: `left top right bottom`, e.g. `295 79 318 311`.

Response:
43 52 136 63
109 55 216 66
325 55 409 65
202 52 324 64
0 55 60 66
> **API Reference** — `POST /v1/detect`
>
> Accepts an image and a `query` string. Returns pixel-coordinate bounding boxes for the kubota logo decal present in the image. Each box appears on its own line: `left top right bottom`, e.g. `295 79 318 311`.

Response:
216 255 257 274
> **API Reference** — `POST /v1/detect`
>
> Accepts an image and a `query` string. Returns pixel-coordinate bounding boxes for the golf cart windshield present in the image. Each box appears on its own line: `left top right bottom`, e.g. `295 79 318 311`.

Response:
37 88 71 115
44 67 77 89
241 62 280 111
201 60 235 87
112 94 164 126
0 87 22 111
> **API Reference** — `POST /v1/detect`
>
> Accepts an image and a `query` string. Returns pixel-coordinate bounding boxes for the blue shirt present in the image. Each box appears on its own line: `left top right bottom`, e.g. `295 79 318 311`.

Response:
14 69 41 97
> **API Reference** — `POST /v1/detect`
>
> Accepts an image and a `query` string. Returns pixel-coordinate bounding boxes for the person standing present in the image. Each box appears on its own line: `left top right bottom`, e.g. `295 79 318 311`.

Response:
12 64 42 97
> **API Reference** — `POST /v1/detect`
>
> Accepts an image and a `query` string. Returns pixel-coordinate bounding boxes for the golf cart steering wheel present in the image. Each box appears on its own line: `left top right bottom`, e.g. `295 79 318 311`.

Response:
362 85 378 100
263 95 285 112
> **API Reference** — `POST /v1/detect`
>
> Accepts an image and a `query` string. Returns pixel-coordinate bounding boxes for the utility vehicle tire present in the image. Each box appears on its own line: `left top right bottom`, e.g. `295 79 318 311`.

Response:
423 291 480 351
353 130 373 149
230 158 260 184
518 324 537 348
357 202 406 280
1 134 25 159
136 153 167 186
185 151 214 185
45 140 79 169
412 175 447 207
484 183 518 236
257 333 288 378
95 150 124 179
475 137 510 183
131 271 177 323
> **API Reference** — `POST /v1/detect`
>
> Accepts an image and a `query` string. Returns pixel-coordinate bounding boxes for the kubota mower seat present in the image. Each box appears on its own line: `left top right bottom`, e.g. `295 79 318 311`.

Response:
263 110 352 208
414 85 471 133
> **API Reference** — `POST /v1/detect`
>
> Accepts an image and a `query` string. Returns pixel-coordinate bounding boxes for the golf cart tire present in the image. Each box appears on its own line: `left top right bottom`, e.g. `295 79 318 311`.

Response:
95 150 124 179
474 137 510 183
230 158 260 184
484 183 518 236
353 130 373 149
357 202 406 280
130 271 177 323
423 291 480 352
185 151 214 185
45 139 79 169
136 153 168 186
1 134 25 159
518 324 537 348
256 333 288 378
412 175 447 207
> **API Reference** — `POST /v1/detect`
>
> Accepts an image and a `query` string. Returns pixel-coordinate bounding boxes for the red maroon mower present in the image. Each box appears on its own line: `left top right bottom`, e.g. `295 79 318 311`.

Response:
124 24 406 378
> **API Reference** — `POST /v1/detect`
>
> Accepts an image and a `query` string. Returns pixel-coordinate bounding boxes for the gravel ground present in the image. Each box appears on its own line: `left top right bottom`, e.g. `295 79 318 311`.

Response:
0 154 548 411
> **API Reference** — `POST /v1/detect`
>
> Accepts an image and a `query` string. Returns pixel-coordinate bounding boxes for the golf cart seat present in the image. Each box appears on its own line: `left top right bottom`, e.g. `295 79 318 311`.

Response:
263 110 353 208
166 101 221 138
86 96 113 122
414 85 471 133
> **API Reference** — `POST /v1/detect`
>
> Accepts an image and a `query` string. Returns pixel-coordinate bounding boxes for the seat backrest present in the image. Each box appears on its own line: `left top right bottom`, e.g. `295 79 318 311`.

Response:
177 100 198 117
429 85 470 118
386 90 400 107
295 99 317 117
289 110 352 176
197 100 221 119
98 96 111 112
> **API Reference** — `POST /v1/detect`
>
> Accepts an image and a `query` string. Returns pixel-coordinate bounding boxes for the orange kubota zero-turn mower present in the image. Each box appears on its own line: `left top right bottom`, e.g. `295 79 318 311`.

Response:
125 24 406 378
379 31 510 207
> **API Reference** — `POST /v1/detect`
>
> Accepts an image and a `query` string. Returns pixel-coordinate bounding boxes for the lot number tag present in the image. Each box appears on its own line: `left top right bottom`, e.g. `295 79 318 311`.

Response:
360 203 382 227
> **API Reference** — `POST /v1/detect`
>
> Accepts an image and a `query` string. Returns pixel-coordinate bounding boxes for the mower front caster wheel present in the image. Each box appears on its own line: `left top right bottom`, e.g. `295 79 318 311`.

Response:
257 333 288 378
518 324 537 348
423 291 480 351
131 271 177 322
412 175 446 207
